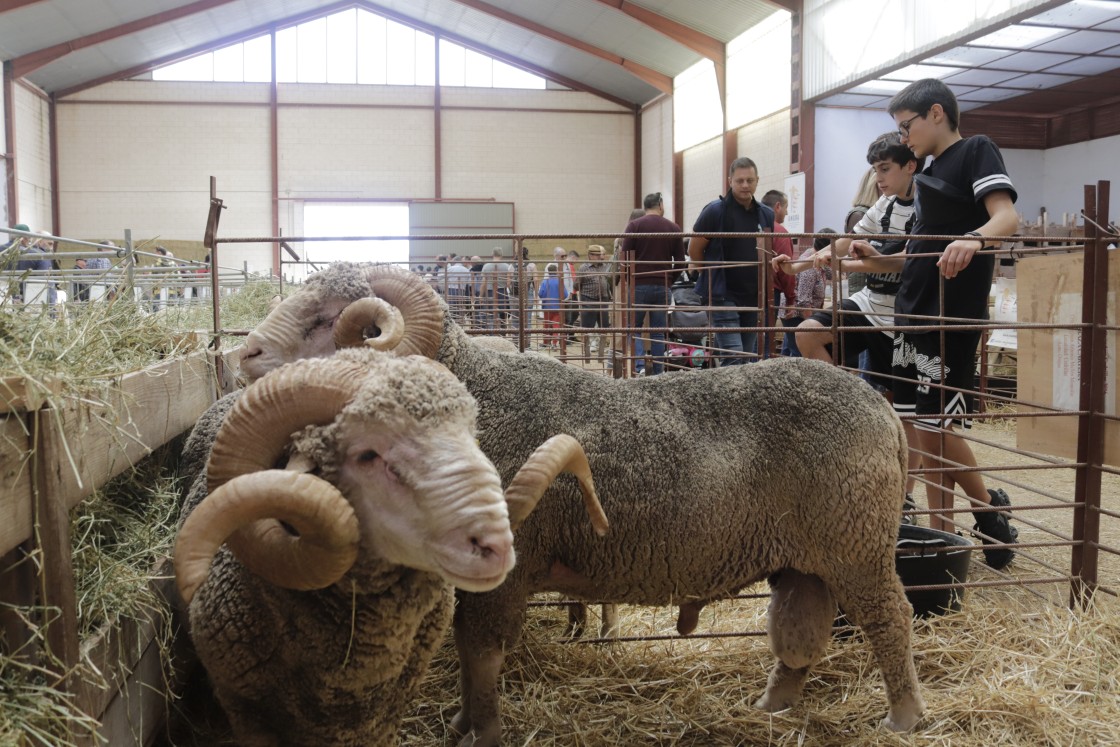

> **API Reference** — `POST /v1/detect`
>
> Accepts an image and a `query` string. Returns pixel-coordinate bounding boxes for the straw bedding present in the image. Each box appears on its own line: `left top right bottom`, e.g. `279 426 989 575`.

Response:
398 584 1119 746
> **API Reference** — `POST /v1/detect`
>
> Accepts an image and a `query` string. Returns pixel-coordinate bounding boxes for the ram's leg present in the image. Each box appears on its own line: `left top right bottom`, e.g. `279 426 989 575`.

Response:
450 592 527 747
599 604 619 638
755 569 835 712
831 566 925 732
565 601 588 639
676 601 706 635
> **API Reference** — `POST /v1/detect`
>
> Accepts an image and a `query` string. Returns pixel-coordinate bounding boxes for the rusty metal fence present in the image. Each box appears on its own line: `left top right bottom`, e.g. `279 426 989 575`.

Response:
211 179 1115 634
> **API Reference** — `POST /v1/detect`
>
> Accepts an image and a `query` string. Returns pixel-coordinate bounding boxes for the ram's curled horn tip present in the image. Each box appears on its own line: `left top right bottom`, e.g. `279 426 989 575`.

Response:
364 266 444 360
334 297 405 351
505 434 608 535
176 471 360 601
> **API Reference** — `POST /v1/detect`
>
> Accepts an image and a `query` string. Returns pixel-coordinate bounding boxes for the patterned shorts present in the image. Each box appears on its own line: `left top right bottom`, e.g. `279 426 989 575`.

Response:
891 330 981 431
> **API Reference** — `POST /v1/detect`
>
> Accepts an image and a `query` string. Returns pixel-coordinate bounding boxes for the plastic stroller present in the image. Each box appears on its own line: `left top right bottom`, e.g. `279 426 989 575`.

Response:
666 275 712 369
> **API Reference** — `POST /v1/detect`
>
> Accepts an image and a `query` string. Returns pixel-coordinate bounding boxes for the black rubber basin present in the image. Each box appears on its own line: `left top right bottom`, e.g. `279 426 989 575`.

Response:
896 524 975 617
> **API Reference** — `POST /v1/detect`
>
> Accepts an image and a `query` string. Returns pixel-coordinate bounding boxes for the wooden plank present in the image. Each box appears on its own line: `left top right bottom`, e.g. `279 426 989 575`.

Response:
0 415 34 556
41 350 220 511
0 543 38 659
1017 252 1119 465
0 375 62 415
91 634 172 747
32 409 81 679
74 567 175 721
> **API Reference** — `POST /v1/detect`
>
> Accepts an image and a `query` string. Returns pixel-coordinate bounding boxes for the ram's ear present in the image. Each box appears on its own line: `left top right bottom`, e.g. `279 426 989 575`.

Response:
504 434 608 535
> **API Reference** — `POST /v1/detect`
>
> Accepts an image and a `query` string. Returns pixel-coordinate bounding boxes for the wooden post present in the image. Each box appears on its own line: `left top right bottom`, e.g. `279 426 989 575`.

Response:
30 409 81 683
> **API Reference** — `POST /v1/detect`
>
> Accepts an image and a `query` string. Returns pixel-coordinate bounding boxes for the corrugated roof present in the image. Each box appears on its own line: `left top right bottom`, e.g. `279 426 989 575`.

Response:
0 0 779 106
813 0 1120 147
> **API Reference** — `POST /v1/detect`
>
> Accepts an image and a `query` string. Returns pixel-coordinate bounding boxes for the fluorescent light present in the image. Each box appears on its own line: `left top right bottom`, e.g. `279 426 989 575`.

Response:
881 63 965 81
849 79 910 95
971 24 1070 49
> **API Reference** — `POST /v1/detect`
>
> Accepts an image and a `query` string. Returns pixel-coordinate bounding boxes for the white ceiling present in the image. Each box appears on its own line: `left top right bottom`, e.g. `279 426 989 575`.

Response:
816 0 1120 114
0 0 780 106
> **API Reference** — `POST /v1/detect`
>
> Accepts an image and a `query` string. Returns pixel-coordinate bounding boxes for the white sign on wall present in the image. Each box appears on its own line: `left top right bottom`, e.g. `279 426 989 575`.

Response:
783 171 806 235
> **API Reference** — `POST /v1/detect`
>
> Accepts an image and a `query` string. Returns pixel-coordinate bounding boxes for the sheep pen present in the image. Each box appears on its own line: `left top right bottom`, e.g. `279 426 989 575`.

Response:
3 275 1118 747
398 419 1120 746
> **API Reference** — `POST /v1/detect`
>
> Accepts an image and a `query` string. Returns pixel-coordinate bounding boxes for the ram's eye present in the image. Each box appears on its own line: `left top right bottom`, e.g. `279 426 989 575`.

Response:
357 450 378 463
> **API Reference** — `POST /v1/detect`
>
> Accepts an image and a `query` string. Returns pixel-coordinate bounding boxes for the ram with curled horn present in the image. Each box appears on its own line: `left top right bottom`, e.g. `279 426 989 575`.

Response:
175 348 606 747
239 263 926 745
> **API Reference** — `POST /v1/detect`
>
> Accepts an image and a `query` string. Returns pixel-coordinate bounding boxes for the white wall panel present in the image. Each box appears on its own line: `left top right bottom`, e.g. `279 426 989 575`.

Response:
736 109 792 206
57 80 631 273
278 106 434 199
57 99 271 270
441 107 633 235
812 106 891 233
640 97 674 221
681 137 723 230
1009 133 1120 222
14 85 51 231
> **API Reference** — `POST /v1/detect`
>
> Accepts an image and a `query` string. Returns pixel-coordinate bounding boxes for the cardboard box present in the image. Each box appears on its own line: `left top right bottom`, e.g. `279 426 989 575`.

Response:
1016 251 1118 466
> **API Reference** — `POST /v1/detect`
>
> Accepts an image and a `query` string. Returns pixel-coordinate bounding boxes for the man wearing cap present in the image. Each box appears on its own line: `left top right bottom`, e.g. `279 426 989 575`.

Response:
576 245 613 361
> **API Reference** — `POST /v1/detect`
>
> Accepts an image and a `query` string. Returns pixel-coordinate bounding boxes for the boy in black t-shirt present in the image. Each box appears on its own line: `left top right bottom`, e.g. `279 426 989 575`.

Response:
849 78 1019 569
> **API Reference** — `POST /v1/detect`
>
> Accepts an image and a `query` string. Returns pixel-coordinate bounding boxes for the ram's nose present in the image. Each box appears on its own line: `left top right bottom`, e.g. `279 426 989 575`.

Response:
437 527 515 592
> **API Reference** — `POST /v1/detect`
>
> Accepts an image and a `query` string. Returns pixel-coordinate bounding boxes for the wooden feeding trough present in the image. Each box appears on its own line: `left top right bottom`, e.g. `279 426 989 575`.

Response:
0 347 239 746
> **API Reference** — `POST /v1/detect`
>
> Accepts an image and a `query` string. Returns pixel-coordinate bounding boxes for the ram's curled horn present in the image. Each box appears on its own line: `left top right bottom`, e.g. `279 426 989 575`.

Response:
333 297 405 351
181 357 370 599
207 358 368 492
175 470 359 604
362 266 444 359
505 434 609 535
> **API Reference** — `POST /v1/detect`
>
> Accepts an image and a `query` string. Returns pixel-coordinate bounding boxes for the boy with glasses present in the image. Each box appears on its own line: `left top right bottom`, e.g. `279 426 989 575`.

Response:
848 78 1019 568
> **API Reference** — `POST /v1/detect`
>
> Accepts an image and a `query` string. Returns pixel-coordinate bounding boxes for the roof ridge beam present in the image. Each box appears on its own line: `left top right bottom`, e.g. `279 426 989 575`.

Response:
10 0 241 79
448 0 671 94
589 0 725 65
0 0 46 12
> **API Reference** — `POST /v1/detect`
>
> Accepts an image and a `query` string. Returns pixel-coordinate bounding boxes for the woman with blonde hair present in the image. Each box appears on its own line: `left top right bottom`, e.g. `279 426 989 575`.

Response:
846 167 880 233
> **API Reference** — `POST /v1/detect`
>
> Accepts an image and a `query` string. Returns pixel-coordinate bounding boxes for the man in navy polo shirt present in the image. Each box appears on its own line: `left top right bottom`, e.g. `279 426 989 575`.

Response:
688 157 774 365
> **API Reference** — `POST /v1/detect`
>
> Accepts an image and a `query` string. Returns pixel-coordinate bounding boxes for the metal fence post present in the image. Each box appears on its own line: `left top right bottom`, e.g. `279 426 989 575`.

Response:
1070 180 1110 607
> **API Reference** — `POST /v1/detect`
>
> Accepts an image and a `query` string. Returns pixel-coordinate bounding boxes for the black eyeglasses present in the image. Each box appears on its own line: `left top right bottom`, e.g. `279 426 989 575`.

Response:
897 113 923 137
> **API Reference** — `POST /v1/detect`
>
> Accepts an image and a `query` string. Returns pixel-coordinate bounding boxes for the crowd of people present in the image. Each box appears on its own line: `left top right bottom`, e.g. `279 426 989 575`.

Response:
1 230 210 309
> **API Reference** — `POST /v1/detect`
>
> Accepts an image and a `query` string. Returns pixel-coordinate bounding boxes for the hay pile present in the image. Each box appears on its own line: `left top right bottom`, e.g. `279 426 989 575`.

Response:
400 588 1120 746
0 282 279 746
0 278 280 403
0 448 184 747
